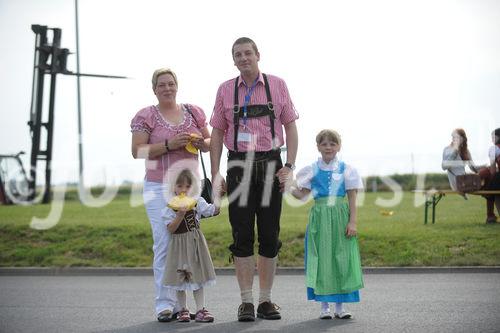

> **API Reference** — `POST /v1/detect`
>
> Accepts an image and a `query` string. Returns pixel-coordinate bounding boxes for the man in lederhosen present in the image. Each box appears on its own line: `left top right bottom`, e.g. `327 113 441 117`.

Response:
209 37 299 322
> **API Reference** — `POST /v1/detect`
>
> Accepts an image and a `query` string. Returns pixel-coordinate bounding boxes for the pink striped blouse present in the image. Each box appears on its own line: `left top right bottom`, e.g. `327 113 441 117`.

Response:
130 104 207 183
210 73 299 152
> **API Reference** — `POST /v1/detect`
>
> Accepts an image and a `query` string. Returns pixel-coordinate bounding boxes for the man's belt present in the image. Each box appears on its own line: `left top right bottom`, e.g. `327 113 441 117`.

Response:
228 149 280 160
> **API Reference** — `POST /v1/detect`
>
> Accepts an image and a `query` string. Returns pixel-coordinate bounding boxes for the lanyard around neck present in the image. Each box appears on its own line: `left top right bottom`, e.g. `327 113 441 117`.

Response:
242 76 259 126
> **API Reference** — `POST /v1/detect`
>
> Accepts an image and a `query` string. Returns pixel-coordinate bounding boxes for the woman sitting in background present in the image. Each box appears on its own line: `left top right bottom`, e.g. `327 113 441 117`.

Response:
441 128 478 194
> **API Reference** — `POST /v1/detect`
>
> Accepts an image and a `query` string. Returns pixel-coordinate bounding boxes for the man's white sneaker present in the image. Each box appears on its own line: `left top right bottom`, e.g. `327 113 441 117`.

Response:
319 309 332 319
334 311 352 319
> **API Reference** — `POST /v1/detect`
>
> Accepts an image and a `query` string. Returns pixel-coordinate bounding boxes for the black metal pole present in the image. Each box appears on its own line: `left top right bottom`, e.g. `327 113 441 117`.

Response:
64 72 128 79
42 72 57 203
28 28 48 202
29 29 40 127
42 28 62 204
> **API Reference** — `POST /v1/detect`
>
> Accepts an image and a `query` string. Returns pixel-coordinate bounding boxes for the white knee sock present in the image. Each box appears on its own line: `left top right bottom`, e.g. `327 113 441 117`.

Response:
259 289 271 304
258 256 276 303
321 302 330 312
177 290 187 309
335 302 344 314
193 288 205 311
234 256 255 304
241 289 253 304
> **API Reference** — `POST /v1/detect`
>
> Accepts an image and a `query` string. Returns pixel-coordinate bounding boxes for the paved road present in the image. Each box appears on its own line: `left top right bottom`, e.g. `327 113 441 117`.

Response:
1 272 499 333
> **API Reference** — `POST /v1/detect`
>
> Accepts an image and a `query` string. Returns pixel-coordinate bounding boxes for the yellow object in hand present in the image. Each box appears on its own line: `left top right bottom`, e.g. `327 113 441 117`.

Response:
186 142 198 154
185 133 202 154
167 193 197 210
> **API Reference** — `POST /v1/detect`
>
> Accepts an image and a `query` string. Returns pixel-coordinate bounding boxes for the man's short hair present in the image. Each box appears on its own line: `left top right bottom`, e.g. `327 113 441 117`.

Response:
232 37 259 57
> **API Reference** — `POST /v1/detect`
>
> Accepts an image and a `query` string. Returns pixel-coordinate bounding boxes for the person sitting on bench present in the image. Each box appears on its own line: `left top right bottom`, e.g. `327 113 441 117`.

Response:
441 128 479 196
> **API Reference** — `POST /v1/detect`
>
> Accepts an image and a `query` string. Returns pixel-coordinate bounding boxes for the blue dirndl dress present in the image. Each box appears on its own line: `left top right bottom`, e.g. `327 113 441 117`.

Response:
305 161 364 303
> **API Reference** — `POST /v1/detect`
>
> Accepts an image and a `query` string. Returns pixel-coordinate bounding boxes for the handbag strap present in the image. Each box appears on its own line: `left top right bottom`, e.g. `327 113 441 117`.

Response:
199 150 208 179
183 104 208 179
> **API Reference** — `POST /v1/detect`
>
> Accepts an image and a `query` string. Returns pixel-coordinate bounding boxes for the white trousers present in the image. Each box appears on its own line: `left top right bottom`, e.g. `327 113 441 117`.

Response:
143 181 178 315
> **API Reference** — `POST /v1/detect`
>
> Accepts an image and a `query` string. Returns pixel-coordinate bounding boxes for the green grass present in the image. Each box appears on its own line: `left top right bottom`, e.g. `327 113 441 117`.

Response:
1 192 499 267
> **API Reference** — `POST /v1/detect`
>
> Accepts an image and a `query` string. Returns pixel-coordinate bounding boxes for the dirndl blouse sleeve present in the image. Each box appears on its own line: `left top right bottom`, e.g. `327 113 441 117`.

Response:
130 107 154 134
296 164 314 190
196 197 216 219
162 207 177 226
344 164 364 190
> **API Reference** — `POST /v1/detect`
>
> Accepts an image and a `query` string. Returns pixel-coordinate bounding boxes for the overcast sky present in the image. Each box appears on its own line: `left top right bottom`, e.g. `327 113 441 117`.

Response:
1 0 499 186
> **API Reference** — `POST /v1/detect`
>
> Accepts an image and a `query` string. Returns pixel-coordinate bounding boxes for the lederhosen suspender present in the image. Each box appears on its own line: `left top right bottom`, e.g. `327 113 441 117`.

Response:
233 74 276 152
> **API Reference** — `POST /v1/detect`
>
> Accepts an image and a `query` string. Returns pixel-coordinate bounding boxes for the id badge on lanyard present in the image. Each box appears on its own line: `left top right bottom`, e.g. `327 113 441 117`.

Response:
238 78 258 143
237 130 252 143
238 100 252 143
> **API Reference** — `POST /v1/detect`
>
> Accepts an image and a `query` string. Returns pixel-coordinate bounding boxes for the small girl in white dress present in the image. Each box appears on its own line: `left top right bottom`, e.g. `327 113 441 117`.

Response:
162 168 219 322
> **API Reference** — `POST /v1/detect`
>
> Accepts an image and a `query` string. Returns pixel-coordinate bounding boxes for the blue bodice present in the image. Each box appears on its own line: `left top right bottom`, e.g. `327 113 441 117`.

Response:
310 161 346 199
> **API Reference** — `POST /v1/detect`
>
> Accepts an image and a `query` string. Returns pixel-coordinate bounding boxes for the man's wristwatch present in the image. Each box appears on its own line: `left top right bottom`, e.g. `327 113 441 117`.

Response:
284 162 295 170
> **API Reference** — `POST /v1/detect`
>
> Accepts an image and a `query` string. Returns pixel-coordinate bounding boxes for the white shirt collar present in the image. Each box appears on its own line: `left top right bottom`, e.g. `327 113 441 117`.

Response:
317 156 339 170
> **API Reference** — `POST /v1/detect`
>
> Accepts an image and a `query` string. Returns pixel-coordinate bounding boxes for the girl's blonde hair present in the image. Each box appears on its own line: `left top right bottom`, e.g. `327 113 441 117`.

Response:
316 129 341 145
151 68 178 89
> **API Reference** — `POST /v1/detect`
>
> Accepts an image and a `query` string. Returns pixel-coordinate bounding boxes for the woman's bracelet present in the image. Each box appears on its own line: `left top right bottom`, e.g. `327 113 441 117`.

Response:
164 139 170 152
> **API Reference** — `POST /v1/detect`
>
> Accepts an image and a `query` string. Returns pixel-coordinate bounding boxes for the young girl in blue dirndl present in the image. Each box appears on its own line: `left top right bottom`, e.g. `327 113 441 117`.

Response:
291 129 364 320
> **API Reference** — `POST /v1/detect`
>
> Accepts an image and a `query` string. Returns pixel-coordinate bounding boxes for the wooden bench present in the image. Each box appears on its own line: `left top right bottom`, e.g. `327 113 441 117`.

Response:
413 190 500 224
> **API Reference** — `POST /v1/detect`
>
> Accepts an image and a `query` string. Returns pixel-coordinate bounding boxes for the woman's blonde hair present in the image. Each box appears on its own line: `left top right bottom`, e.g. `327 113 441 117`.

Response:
316 129 341 145
151 68 178 89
